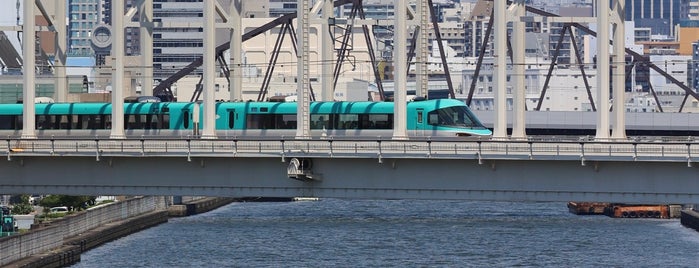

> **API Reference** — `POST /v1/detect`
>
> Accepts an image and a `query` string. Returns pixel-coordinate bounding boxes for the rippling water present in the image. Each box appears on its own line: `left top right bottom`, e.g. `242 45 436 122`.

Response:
71 200 699 267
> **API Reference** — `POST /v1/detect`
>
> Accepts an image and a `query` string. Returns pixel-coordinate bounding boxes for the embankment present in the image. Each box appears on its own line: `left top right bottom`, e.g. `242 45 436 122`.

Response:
1 196 234 268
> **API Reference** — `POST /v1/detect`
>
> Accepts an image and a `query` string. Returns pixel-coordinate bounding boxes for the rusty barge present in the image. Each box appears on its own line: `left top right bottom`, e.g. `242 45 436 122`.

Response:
567 202 683 219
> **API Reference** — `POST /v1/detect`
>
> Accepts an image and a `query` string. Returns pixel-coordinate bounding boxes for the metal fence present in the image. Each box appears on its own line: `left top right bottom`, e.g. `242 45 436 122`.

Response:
1 137 697 163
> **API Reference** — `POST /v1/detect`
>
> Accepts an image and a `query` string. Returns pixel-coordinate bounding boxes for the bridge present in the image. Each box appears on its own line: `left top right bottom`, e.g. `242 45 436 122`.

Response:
3 1 698 204
1 136 698 203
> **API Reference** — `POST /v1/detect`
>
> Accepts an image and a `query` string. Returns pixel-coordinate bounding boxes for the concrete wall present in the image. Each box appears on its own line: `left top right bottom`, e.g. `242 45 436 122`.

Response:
0 196 168 266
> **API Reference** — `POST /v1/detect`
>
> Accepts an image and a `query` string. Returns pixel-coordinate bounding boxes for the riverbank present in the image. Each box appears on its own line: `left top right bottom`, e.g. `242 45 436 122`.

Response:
168 197 237 217
2 196 235 268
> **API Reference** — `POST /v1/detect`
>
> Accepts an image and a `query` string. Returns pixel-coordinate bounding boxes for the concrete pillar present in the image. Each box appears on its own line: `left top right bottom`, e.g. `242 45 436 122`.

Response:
296 0 311 138
392 0 407 140
511 0 526 139
415 0 429 98
201 0 217 139
596 0 610 140
110 0 125 139
492 0 507 139
230 0 242 101
611 0 626 139
321 0 334 101
55 0 67 102
140 0 153 96
22 0 36 139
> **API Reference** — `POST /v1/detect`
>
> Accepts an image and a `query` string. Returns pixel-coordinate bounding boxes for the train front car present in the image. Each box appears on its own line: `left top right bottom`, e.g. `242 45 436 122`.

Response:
408 99 492 138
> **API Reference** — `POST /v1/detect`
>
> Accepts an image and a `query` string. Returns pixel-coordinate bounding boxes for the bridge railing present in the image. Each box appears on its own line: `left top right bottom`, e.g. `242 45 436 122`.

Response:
1 137 697 162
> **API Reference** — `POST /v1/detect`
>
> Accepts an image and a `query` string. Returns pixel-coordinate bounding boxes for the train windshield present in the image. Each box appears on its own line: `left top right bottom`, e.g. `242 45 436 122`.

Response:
428 106 485 128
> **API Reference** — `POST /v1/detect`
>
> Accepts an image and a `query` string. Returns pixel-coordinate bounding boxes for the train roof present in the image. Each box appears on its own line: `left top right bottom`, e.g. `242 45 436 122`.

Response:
0 99 471 115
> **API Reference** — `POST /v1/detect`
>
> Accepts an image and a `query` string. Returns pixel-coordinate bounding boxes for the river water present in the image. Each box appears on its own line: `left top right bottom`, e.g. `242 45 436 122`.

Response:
70 199 699 267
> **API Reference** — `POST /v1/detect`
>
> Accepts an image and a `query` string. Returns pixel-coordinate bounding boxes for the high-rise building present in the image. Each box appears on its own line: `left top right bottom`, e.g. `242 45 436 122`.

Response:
684 0 699 20
151 0 206 79
68 0 140 60
68 0 103 57
623 0 683 36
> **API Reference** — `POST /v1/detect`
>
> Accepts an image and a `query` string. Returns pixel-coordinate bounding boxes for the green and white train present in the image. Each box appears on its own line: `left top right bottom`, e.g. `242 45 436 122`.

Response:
0 98 492 138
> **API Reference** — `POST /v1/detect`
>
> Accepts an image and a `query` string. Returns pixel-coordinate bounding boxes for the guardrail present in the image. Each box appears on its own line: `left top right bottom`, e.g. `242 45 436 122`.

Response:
2 136 697 164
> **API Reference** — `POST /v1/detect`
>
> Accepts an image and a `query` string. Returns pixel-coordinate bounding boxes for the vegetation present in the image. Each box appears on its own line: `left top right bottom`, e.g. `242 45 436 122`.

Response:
39 195 96 212
9 195 33 215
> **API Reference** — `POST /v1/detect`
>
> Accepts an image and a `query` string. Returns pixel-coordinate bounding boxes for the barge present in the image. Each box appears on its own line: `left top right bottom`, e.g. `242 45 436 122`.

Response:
567 202 683 218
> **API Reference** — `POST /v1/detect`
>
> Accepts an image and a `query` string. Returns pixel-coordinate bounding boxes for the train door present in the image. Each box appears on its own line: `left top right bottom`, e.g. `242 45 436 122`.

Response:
415 108 424 136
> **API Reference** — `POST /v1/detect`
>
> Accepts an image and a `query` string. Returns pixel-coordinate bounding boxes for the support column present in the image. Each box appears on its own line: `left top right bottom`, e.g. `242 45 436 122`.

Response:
415 0 429 98
321 0 334 101
201 0 216 139
22 0 36 139
55 0 67 102
492 0 507 139
392 0 407 140
596 0 610 140
611 0 626 139
140 0 153 96
296 0 310 138
230 0 242 101
511 0 526 139
110 0 125 139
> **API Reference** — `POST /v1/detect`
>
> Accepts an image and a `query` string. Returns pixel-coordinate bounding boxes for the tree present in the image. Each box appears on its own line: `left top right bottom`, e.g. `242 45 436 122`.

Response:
39 195 96 211
9 194 33 215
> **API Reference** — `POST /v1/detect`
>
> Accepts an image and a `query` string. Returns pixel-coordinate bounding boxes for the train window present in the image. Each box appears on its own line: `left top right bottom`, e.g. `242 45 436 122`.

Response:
246 114 273 129
140 115 146 128
337 114 358 129
183 111 190 129
0 116 15 129
36 115 52 130
146 114 159 129
246 114 260 129
88 115 101 129
160 114 170 129
15 116 22 130
125 115 134 129
228 110 235 129
145 115 153 129
82 115 89 129
358 114 372 129
245 114 295 129
53 115 62 129
65 116 72 129
428 113 439 125
280 114 295 129
428 106 479 128
357 114 389 129
368 114 392 129
77 115 84 129
311 114 330 129
102 115 111 129
125 114 152 129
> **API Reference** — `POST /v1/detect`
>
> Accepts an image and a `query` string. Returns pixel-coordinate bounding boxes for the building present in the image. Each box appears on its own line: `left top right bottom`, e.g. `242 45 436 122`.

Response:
68 0 103 57
684 0 699 20
690 41 699 91
68 0 140 60
268 0 296 18
622 0 683 37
